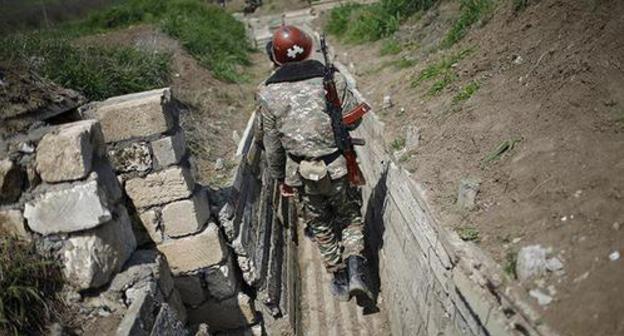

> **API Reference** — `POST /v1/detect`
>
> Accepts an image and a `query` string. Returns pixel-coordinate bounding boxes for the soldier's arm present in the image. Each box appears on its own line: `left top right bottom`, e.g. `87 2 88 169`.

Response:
259 102 286 180
335 72 363 130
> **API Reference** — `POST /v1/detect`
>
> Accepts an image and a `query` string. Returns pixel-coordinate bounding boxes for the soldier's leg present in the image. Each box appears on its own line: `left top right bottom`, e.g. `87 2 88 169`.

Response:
301 193 344 273
330 179 365 259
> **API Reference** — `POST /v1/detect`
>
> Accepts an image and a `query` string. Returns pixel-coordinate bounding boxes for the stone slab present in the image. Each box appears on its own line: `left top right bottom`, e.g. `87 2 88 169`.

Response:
187 293 257 331
157 224 226 275
116 287 157 336
36 120 104 183
0 159 24 204
204 255 239 301
161 191 210 238
24 179 112 235
125 167 194 208
80 88 174 143
174 275 207 307
152 132 186 168
139 210 164 244
63 206 137 290
150 303 188 336
166 288 187 324
109 142 152 173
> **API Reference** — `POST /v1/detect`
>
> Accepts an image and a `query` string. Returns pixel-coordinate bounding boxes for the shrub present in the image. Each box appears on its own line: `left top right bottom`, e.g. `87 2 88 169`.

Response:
0 236 65 335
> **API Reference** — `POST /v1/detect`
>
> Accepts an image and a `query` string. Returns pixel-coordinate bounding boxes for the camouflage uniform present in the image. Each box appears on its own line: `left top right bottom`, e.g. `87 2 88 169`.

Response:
255 65 365 273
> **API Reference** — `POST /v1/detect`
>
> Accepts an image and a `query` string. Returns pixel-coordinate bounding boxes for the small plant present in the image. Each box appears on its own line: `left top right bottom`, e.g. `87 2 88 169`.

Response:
503 251 518 279
483 138 522 163
457 227 480 242
392 56 418 69
453 80 480 103
428 73 457 95
513 0 529 11
391 136 406 151
443 0 493 48
412 48 473 94
380 39 403 56
0 236 65 335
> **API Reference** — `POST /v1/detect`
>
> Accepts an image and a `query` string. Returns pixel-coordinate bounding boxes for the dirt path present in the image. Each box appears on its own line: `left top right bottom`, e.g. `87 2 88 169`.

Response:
298 228 390 336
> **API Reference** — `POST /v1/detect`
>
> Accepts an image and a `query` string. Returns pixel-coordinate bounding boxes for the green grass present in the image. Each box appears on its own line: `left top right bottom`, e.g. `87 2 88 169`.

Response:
503 251 518 279
512 0 529 11
380 39 403 55
453 80 480 103
0 236 65 335
412 47 473 95
326 0 437 43
443 0 493 48
0 34 171 101
391 136 406 150
457 227 480 242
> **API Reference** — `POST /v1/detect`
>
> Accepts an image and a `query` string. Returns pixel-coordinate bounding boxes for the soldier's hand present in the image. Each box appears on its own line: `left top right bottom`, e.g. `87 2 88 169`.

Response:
280 183 295 198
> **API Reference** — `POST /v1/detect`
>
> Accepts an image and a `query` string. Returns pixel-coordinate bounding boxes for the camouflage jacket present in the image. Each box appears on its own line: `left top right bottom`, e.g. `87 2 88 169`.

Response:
255 63 359 187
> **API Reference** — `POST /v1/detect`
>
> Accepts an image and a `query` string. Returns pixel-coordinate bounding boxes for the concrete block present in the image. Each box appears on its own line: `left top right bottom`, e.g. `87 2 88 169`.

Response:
152 132 186 168
63 206 137 290
80 88 174 143
204 255 239 301
161 191 210 238
36 120 104 183
157 224 226 275
24 179 112 235
139 210 163 244
125 167 194 208
0 209 29 239
187 293 257 331
174 275 207 307
108 142 152 173
0 159 24 204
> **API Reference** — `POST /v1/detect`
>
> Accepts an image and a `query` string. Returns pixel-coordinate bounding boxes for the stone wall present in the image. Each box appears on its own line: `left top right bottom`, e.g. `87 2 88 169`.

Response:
80 88 260 334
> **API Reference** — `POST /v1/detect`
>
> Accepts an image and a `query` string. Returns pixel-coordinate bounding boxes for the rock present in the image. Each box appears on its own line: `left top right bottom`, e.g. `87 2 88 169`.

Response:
529 288 553 306
516 245 548 281
18 142 35 154
174 275 207 307
125 167 194 208
150 303 188 336
187 293 257 330
109 250 174 299
405 126 420 150
152 132 186 168
80 88 174 143
139 210 164 244
93 160 124 203
609 251 620 261
614 222 621 231
382 95 393 109
62 207 137 290
0 209 29 239
116 287 158 336
0 159 24 204
232 130 241 145
456 178 480 210
157 224 227 275
204 256 239 301
165 288 187 324
36 120 104 183
161 191 211 238
25 179 112 235
215 158 225 171
108 142 152 173
545 257 564 272
194 324 211 336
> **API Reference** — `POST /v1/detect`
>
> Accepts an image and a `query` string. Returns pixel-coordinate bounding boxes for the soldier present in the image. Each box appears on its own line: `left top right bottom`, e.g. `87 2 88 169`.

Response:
254 25 373 303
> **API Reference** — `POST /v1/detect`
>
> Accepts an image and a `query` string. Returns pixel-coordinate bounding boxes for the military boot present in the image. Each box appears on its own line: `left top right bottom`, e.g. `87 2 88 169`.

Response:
330 269 350 302
347 256 374 306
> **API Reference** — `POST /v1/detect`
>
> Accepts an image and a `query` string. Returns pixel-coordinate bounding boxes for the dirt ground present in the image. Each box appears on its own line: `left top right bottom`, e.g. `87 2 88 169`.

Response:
75 24 273 187
326 1 624 335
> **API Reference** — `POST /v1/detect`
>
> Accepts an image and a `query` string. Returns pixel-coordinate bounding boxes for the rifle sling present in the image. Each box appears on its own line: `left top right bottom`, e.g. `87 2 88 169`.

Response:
265 60 326 85
288 151 341 165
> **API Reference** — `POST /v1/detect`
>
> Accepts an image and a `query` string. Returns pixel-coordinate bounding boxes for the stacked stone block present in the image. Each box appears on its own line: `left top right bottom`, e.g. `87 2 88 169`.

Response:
80 88 256 332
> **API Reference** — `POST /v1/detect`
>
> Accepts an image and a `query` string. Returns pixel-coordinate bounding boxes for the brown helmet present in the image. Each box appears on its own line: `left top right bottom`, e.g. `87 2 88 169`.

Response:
271 25 313 65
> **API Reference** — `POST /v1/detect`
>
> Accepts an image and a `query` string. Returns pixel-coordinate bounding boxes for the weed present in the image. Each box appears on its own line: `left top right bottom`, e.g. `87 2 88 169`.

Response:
0 236 65 335
391 136 406 150
483 138 522 163
503 251 518 279
412 48 473 95
457 227 480 242
392 56 418 69
380 39 403 56
513 0 529 11
429 73 457 95
453 80 480 103
443 0 493 48
326 3 363 37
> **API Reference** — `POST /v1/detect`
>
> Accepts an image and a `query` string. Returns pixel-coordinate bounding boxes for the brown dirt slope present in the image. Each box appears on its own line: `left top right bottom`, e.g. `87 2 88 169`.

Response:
332 1 624 335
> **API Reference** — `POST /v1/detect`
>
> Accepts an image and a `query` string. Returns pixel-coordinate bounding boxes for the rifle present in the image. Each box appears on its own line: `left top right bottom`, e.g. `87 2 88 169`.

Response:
320 34 367 186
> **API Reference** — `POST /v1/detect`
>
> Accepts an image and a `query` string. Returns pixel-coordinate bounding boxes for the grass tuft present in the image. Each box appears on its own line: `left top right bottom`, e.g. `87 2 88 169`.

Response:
503 251 518 279
412 47 473 95
391 136 406 151
512 0 529 12
457 227 480 242
483 138 522 163
0 236 65 335
443 0 493 48
380 39 403 56
453 80 480 103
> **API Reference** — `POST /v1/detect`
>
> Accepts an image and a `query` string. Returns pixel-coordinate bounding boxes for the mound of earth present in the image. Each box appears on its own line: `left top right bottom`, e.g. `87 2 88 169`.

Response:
329 1 624 335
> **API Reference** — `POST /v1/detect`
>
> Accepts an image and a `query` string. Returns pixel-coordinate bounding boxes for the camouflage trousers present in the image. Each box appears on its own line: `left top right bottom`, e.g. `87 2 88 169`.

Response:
301 177 365 273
